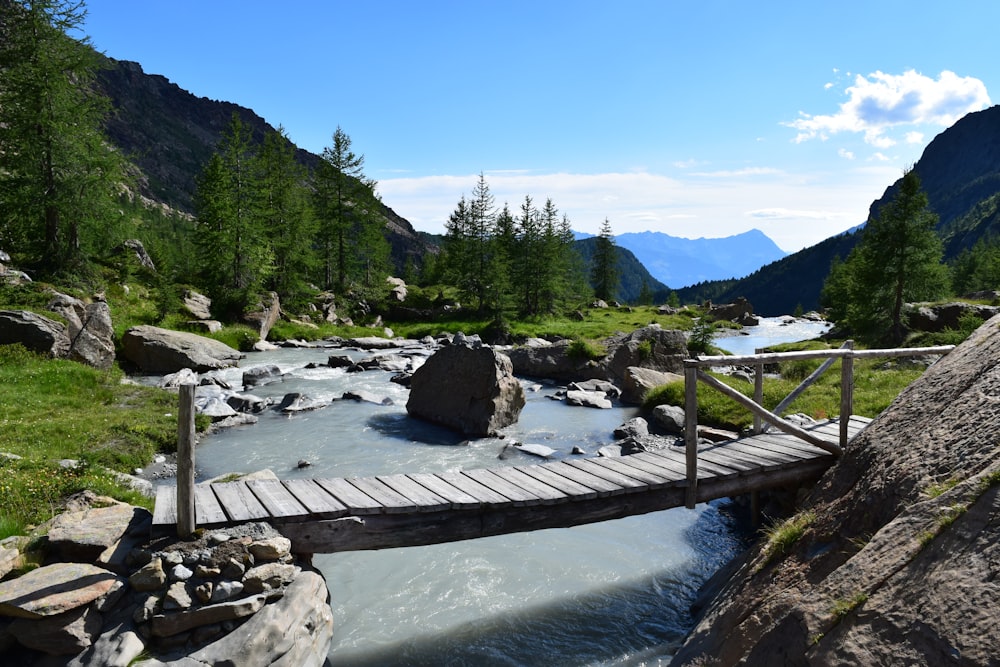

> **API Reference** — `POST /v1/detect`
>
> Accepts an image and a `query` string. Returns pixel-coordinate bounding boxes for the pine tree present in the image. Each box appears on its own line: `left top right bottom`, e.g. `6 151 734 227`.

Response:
193 114 272 313
0 0 128 274
259 127 315 306
591 218 620 302
821 168 948 345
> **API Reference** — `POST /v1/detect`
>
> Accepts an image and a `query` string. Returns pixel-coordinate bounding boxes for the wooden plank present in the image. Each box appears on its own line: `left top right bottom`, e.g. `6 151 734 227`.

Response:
593 456 679 488
746 433 833 458
699 443 787 469
246 479 308 519
377 474 451 511
463 468 541 505
694 448 762 473
611 454 687 484
152 485 177 526
406 473 481 509
634 450 732 479
537 461 625 496
194 484 229 525
488 467 567 504
282 479 348 518
565 459 647 492
721 440 805 466
436 471 512 506
514 465 599 500
313 477 384 515
211 481 270 522
347 477 419 514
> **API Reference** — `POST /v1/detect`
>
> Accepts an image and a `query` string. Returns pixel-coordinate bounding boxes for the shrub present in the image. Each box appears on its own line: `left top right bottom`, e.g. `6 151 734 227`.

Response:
567 337 606 361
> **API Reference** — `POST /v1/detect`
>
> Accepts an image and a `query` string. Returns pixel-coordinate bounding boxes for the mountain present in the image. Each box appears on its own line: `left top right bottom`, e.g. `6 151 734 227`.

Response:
573 238 670 303
680 105 1000 316
613 229 788 288
94 58 433 271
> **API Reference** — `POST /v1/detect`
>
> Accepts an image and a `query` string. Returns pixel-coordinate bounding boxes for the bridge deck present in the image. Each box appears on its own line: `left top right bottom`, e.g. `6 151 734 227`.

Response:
152 416 870 553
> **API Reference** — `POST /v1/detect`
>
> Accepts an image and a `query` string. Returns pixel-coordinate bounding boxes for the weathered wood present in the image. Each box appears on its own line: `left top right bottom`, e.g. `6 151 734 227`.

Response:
593 456 679 488
514 464 600 500
566 458 647 492
435 471 513 506
696 370 842 456
378 474 450 511
193 484 228 525
840 340 855 449
212 481 270 522
753 360 764 434
152 485 177 527
611 453 687 483
176 384 196 538
246 479 308 519
538 461 625 496
684 363 699 508
313 477 383 514
462 468 541 505
406 473 482 509
282 479 348 518
487 467 567 504
347 477 419 513
764 342 850 433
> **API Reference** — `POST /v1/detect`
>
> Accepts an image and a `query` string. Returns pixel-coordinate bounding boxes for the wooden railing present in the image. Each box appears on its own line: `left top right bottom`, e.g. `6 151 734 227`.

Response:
682 341 955 508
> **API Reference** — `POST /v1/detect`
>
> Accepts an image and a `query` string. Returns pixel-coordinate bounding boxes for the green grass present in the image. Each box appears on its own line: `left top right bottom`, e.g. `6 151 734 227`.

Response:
642 340 928 431
0 344 179 531
830 591 869 620
758 510 816 567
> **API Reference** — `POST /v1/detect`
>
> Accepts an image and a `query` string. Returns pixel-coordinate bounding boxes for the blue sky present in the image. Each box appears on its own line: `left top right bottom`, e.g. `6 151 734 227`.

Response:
81 1 997 252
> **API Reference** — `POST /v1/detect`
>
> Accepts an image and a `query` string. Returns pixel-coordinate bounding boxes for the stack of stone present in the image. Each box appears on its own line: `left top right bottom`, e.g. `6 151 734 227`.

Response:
0 493 333 666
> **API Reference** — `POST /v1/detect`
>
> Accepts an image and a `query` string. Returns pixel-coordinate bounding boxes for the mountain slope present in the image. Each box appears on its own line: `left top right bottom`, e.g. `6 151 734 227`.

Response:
574 238 670 303
94 57 432 270
683 105 1000 316
614 229 787 287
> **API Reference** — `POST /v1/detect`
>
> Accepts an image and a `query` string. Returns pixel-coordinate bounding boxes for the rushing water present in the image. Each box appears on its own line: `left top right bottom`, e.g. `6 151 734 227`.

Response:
183 317 826 666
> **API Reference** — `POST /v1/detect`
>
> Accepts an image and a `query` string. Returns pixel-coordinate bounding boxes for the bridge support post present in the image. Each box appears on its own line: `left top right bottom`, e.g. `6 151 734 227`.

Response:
177 383 196 538
684 361 699 509
839 340 855 450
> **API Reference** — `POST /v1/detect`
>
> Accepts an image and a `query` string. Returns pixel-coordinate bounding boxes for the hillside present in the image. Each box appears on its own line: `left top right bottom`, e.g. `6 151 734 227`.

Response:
682 105 1000 316
573 237 670 302
94 57 432 272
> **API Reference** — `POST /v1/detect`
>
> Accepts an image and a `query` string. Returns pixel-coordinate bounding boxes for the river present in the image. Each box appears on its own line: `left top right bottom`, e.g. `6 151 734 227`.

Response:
186 316 828 666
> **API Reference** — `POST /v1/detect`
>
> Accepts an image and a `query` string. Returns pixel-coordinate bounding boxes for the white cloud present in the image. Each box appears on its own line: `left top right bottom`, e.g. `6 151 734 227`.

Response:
838 148 855 160
376 167 900 253
785 69 990 146
905 131 924 144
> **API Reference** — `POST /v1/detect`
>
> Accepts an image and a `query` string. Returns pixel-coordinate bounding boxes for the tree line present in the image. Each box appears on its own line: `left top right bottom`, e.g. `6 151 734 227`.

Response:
429 174 619 327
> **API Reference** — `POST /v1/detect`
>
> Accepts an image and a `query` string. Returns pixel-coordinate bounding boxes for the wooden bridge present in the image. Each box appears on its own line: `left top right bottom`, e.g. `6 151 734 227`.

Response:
152 341 952 553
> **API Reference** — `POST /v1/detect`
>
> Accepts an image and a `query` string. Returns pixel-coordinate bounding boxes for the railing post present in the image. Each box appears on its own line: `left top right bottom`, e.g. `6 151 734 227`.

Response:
753 351 764 435
840 340 855 450
684 360 699 509
177 383 196 538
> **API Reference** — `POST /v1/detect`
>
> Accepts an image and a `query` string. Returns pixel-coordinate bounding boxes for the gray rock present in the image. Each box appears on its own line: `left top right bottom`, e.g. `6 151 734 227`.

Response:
0 562 123 619
651 404 686 434
242 563 299 594
621 366 682 405
614 417 650 440
46 503 140 563
182 289 213 320
243 291 281 341
242 364 283 387
407 344 526 436
568 379 621 397
121 325 243 373
47 292 116 370
163 581 193 610
210 580 244 603
513 443 557 459
130 559 167 592
565 389 613 409
150 593 267 638
248 537 292 562
276 392 328 413
0 309 69 357
67 621 146 667
9 603 102 655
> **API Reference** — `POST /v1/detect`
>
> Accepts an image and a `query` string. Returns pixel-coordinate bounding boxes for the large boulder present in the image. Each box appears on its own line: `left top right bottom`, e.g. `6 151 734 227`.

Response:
47 292 116 370
507 339 604 382
121 325 243 373
243 291 281 341
0 309 69 357
181 290 213 320
407 343 525 436
906 301 1000 333
600 325 688 384
672 315 1000 666
621 366 682 405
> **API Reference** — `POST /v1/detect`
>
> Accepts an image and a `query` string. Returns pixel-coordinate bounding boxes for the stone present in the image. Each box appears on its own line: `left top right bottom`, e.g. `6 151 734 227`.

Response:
47 292 116 369
614 417 650 440
243 291 281 341
9 603 102 655
513 443 557 459
568 379 621 397
651 404 686 434
121 325 243 373
601 326 688 384
565 389 613 409
115 239 156 271
163 581 193 611
170 564 194 582
242 563 299 594
621 366 682 405
210 580 244 603
0 309 69 357
407 344 526 436
347 335 399 349
130 558 167 592
276 392 328 413
243 364 283 387
46 502 142 562
182 289 213 320
248 537 292 562
0 562 122 619
150 594 267 638
195 582 214 604
160 368 198 388
67 622 146 667
183 568 333 667
0 546 21 580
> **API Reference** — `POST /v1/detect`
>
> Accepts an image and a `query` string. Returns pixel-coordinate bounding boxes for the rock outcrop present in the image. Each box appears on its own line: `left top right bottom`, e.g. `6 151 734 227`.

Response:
407 340 525 436
671 315 1000 666
47 291 116 370
121 325 244 373
0 309 69 357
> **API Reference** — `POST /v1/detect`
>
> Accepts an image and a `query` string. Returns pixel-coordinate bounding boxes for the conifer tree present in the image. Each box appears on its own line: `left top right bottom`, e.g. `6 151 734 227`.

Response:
0 0 128 274
591 218 620 302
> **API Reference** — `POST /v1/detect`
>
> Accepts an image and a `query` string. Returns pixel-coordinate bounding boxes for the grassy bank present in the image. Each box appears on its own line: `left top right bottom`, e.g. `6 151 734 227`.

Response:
0 344 180 537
